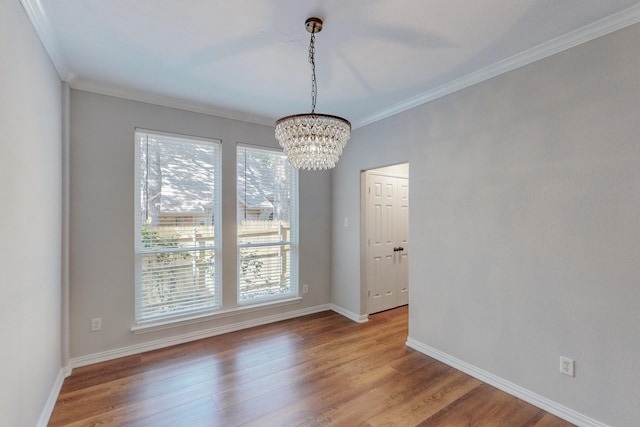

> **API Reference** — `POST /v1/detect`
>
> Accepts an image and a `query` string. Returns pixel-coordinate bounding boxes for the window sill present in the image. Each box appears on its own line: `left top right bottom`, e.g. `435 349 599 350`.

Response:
131 297 303 334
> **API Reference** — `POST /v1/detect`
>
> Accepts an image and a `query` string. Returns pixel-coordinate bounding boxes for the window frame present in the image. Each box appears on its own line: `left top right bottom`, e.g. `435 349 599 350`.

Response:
236 144 299 305
134 129 222 325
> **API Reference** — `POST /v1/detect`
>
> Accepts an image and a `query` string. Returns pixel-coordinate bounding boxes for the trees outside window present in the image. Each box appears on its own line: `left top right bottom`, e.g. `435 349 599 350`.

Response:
237 145 298 303
135 130 221 323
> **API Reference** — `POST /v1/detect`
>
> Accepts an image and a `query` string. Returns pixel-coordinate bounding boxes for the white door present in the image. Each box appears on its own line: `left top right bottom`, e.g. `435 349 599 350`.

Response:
365 172 409 314
396 177 409 307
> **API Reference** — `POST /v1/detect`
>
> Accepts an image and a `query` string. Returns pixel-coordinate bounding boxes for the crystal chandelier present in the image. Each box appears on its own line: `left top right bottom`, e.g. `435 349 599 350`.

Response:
275 17 351 170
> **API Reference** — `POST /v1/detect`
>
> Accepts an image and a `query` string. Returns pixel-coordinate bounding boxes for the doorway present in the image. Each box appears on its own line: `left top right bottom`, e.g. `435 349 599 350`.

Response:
361 163 409 315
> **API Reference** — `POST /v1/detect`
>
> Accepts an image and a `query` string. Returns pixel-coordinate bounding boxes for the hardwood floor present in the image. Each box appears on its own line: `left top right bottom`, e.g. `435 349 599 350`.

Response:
50 307 574 426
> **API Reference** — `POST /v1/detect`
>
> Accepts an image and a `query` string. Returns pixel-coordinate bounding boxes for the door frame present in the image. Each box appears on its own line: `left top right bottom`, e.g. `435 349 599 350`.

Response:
360 163 409 316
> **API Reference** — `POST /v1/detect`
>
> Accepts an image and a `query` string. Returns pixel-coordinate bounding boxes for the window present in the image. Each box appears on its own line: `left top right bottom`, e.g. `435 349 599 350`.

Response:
135 130 221 323
237 145 298 303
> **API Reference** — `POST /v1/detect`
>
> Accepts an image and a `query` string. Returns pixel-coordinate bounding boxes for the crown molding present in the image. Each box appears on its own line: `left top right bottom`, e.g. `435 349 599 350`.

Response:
20 0 72 81
353 3 640 129
21 0 640 130
20 0 275 127
70 79 277 127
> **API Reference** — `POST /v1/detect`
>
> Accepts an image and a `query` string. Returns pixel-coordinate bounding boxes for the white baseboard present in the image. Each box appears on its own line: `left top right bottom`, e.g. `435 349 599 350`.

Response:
37 368 66 427
406 338 608 427
70 304 331 369
330 304 369 323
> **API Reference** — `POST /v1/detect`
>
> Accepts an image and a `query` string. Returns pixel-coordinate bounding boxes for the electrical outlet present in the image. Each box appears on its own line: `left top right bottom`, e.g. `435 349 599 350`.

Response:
91 317 102 332
560 356 575 377
302 284 309 294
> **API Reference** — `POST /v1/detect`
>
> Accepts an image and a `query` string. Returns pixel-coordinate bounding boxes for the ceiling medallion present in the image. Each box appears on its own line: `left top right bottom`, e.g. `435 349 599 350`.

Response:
275 17 351 170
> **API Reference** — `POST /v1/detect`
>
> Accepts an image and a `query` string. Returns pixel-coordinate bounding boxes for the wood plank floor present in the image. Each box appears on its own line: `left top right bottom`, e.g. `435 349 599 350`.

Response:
49 307 574 426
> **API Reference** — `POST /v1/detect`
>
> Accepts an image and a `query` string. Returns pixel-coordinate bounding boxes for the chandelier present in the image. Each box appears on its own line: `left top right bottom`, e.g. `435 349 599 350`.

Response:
275 17 351 170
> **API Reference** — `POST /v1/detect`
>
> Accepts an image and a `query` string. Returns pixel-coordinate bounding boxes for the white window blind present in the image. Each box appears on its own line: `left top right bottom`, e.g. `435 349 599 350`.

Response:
135 130 221 323
237 145 298 303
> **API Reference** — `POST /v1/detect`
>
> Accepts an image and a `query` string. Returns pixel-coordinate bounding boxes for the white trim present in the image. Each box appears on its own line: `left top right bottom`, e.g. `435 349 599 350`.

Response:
21 1 640 129
71 79 275 127
353 3 640 129
330 304 368 323
406 338 609 427
19 0 72 81
70 304 330 369
61 82 71 368
36 368 66 427
368 170 408 179
135 127 222 145
237 142 283 153
132 297 303 334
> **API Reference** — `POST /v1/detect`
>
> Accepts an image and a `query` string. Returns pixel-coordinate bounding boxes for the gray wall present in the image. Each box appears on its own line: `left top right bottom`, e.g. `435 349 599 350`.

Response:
0 1 62 425
331 120 412 314
69 90 331 358
332 22 640 426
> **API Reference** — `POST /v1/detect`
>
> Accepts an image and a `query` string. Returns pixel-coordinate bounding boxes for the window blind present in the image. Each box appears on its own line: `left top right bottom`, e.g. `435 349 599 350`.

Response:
237 145 298 303
135 130 221 323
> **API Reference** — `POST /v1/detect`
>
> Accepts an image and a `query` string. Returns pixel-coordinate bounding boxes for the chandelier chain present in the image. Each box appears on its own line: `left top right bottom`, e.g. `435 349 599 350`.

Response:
308 31 317 113
274 17 351 170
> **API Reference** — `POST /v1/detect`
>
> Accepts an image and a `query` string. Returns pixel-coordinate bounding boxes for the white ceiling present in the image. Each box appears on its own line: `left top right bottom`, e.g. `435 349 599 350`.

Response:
25 0 640 128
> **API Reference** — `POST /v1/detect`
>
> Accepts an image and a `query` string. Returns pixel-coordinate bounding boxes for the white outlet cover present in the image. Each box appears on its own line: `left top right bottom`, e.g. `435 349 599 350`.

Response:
560 356 575 377
91 317 102 331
